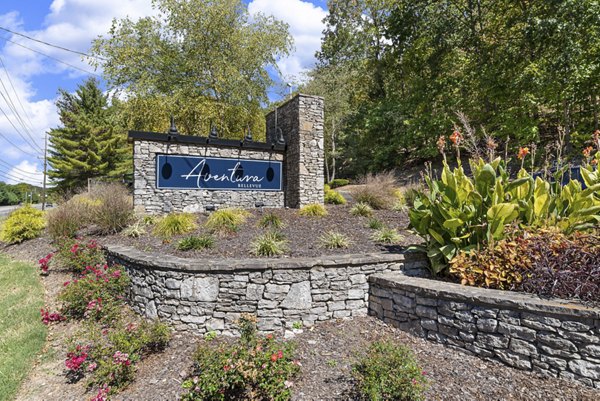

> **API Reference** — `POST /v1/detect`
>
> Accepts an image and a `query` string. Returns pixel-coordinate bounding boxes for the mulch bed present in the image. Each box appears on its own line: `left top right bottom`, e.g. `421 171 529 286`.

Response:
3 232 599 401
100 204 422 259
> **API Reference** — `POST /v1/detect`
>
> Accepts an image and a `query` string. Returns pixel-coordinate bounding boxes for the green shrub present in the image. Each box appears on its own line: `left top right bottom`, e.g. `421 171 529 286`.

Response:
371 227 403 244
250 231 287 257
153 213 197 238
324 183 331 192
368 218 384 230
324 189 347 205
177 235 215 251
59 264 129 322
328 178 350 188
181 314 299 401
258 212 283 229
299 204 327 217
353 341 427 401
0 205 45 244
409 158 600 275
89 183 133 234
54 238 106 273
350 202 373 217
350 172 398 210
205 208 249 234
320 231 350 249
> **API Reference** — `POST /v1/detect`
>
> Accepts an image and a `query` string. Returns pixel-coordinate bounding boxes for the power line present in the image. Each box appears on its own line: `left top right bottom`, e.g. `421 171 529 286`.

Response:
0 26 107 61
0 158 42 177
0 165 43 185
0 55 39 141
0 35 101 77
0 82 44 152
0 129 40 157
0 102 43 153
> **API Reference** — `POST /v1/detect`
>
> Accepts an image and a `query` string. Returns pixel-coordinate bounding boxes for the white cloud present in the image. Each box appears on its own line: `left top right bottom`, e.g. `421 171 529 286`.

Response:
0 0 328 183
0 0 158 184
248 0 326 80
3 160 44 186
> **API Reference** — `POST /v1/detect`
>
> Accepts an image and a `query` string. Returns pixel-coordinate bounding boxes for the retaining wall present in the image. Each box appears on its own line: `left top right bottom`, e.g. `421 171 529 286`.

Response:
369 273 600 388
105 244 427 335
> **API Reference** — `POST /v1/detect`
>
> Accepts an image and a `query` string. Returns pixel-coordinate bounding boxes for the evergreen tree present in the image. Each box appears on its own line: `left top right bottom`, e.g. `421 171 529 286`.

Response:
48 78 129 192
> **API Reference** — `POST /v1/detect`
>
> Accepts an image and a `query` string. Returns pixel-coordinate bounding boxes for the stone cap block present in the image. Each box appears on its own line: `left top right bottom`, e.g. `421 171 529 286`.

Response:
104 244 418 273
369 273 600 320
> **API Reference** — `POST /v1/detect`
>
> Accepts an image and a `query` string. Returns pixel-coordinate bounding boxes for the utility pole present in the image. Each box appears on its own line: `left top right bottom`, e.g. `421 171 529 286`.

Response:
41 132 48 211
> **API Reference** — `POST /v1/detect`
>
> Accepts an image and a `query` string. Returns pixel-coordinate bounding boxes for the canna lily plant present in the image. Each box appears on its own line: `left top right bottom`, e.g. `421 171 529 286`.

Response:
409 155 600 276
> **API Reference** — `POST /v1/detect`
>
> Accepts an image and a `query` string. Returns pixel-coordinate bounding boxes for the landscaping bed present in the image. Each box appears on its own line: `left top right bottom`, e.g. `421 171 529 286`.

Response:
1 222 599 400
99 204 420 259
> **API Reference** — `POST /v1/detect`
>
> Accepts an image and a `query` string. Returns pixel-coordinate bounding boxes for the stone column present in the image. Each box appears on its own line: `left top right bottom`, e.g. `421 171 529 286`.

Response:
266 94 324 208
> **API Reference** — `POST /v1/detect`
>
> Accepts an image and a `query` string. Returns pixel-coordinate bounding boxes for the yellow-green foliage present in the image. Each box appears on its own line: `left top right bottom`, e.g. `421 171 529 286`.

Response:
350 202 373 217
324 188 347 205
299 203 328 217
205 208 250 234
0 205 45 244
153 213 197 238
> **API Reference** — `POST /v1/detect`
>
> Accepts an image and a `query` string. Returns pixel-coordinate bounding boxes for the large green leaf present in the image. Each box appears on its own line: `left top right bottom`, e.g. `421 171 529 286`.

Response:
443 218 464 231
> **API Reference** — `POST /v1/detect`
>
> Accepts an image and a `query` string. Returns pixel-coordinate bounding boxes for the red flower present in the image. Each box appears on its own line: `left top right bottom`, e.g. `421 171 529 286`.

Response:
517 147 530 160
449 130 462 146
223 365 231 372
277 350 283 359
270 353 278 362
583 146 594 158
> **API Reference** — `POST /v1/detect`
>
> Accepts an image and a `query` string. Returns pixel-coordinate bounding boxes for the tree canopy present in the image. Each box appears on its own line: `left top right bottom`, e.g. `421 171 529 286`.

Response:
305 0 600 176
48 78 129 192
90 0 293 139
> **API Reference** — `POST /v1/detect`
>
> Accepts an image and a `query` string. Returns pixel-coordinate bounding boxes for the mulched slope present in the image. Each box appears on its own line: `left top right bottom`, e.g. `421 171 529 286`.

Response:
101 204 422 259
3 232 599 401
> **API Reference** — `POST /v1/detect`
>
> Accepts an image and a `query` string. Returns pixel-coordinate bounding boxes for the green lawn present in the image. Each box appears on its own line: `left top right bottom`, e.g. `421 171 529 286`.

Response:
0 253 47 401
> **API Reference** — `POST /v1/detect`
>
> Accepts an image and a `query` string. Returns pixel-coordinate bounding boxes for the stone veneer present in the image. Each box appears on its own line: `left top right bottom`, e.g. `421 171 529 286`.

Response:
266 94 324 208
369 273 600 388
133 142 284 214
132 93 324 214
105 244 427 335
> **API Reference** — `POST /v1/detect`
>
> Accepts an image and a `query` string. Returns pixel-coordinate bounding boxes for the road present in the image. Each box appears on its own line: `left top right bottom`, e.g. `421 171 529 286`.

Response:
0 203 51 217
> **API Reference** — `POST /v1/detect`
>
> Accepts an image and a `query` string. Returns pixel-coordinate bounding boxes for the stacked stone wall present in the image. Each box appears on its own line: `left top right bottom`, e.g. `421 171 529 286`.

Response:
369 273 600 388
266 94 324 208
106 245 426 335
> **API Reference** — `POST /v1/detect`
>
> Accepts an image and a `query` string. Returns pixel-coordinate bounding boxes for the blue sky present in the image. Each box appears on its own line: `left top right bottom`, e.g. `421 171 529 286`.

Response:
0 0 327 186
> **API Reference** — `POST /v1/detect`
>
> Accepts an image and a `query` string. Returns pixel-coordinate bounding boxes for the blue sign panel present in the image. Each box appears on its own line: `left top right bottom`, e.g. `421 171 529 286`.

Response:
156 154 282 191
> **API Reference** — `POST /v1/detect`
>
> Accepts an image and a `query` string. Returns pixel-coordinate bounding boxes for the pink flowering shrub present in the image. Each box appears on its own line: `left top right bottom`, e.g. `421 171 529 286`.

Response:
181 314 299 401
90 385 110 401
55 238 106 273
38 252 54 275
352 340 428 401
66 319 170 393
40 308 65 325
58 264 129 322
65 344 92 382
